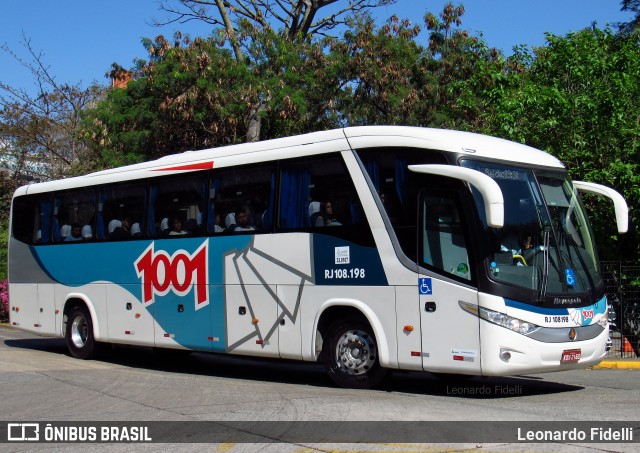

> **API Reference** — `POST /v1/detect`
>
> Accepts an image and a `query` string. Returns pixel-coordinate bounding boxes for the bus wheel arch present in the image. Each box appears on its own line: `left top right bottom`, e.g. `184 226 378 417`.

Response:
316 304 389 389
63 298 100 360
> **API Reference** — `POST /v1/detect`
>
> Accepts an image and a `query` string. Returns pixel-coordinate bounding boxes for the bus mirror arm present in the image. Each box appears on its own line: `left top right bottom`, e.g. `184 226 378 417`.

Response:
573 181 629 233
408 164 504 228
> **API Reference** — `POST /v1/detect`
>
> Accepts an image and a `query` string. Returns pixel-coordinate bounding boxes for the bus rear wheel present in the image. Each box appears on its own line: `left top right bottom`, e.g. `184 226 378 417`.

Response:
65 305 98 359
322 317 387 389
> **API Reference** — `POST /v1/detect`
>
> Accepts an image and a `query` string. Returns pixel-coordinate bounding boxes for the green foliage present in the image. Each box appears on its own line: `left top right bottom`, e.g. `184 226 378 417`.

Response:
329 14 428 126
82 31 345 162
83 35 247 164
244 29 344 138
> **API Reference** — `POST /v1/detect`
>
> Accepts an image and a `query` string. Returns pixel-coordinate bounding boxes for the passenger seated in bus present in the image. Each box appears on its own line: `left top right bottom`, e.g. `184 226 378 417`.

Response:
317 201 342 226
185 218 199 234
213 213 225 233
232 210 255 232
110 217 132 239
169 217 188 236
64 223 83 242
81 225 93 240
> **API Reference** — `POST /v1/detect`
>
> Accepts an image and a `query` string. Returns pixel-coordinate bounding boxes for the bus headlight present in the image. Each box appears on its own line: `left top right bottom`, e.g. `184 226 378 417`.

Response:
479 307 539 336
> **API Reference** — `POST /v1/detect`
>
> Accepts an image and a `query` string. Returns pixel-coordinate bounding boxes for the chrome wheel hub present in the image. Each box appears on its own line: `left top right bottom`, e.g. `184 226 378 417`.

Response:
335 329 376 375
71 315 88 349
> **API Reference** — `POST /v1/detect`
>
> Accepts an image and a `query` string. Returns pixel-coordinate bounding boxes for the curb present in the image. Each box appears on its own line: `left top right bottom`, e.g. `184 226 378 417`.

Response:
593 360 640 370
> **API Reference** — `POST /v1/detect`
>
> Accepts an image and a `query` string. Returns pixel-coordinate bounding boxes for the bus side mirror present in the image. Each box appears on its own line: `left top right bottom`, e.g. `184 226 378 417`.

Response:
573 181 628 234
408 164 504 228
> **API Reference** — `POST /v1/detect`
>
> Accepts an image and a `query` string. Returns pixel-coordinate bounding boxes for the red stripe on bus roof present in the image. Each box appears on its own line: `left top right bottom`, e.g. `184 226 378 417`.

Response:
152 161 214 171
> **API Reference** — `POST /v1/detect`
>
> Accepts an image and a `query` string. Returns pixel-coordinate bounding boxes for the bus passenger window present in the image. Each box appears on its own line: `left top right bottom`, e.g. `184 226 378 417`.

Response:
53 189 96 243
279 155 365 230
149 173 205 238
11 194 52 245
208 164 275 234
99 182 146 241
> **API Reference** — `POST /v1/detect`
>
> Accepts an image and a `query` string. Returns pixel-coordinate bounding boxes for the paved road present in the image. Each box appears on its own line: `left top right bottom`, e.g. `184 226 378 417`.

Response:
1 325 638 452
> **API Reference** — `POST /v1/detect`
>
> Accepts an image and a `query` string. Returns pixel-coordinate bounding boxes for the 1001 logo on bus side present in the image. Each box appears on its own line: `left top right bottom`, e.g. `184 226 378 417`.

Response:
134 241 209 309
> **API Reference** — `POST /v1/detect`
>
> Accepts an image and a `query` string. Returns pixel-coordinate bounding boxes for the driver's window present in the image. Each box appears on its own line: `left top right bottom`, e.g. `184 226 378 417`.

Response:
420 192 471 281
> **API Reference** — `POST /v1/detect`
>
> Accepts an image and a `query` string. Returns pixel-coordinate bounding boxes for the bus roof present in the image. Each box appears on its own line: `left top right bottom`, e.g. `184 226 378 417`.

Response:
15 126 564 196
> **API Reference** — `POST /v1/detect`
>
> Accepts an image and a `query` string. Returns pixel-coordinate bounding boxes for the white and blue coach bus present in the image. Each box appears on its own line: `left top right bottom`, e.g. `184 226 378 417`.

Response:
8 126 628 388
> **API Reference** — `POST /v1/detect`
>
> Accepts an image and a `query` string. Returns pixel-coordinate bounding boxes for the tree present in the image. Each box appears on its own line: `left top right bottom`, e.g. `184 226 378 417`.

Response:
620 0 640 34
0 35 105 182
155 0 395 141
422 2 504 129
156 0 396 42
82 30 342 164
328 14 426 126
328 3 501 129
84 2 502 161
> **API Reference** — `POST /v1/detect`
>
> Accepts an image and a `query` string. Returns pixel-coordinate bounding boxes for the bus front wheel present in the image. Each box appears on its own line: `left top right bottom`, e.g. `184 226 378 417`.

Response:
322 317 387 389
65 305 98 360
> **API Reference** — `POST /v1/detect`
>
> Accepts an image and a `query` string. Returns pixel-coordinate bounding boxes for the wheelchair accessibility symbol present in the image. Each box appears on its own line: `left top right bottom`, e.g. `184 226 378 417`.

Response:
565 269 576 287
419 278 433 295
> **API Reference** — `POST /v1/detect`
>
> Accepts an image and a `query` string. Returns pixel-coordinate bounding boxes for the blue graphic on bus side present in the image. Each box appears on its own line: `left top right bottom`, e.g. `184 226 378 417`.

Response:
29 233 387 352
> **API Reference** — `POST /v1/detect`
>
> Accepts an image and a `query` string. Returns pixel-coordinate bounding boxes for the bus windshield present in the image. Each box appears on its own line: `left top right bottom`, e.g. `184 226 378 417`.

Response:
462 160 601 301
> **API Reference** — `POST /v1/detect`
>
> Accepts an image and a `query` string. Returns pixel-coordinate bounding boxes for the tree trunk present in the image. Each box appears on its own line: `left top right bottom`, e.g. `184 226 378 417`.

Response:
246 104 264 142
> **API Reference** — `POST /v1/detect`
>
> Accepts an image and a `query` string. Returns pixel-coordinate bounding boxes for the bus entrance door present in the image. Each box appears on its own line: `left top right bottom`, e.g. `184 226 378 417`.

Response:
418 190 481 374
418 276 480 374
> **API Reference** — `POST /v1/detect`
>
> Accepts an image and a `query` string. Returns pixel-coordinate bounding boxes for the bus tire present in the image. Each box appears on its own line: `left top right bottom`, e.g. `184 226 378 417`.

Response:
65 305 98 359
322 316 387 389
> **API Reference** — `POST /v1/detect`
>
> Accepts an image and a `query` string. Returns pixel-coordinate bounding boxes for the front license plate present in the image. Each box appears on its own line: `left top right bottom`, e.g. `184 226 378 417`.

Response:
561 349 581 364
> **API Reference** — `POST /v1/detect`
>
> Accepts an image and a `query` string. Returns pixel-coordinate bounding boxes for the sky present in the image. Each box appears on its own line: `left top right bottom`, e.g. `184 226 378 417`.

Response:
0 1 633 97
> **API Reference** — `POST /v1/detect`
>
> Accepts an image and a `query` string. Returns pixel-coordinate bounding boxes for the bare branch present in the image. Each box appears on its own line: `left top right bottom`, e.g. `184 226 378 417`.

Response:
215 0 245 61
0 35 105 181
155 0 396 42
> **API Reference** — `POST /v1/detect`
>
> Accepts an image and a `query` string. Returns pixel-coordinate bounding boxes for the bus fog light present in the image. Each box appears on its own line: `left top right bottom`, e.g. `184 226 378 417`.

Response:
499 349 511 362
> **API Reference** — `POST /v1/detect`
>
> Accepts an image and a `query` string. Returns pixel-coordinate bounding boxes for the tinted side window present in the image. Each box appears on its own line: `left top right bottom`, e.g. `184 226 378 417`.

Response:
209 164 275 233
149 173 205 237
356 147 450 261
420 191 471 281
278 154 371 245
11 194 51 245
99 182 146 240
53 189 96 242
278 155 364 229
